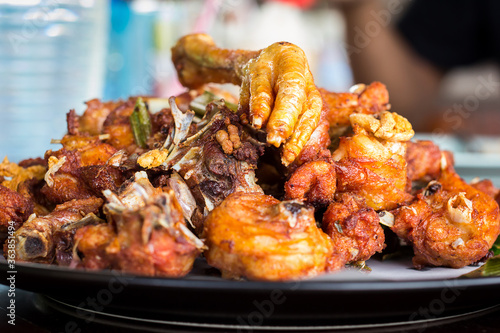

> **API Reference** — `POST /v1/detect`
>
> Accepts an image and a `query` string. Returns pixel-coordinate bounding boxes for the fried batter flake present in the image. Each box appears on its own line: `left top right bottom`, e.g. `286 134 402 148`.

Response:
0 157 46 192
350 111 414 142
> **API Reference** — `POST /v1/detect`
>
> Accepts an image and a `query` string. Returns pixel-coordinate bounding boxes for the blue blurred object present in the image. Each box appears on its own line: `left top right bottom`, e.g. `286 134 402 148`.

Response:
0 0 109 162
104 0 157 100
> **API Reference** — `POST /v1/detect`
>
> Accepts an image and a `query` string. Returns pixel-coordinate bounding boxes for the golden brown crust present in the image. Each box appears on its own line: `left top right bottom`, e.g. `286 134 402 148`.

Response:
392 165 500 269
320 81 390 133
284 160 336 208
323 193 385 265
0 184 34 232
204 192 333 281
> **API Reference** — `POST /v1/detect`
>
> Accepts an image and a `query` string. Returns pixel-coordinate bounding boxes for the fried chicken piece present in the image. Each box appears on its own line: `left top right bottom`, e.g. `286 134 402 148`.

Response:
406 140 454 183
172 33 322 166
76 172 204 277
74 223 115 270
53 213 104 266
106 192 203 277
172 34 258 88
204 192 334 281
332 111 414 210
42 135 120 204
0 184 34 233
0 157 46 192
79 165 126 199
9 197 103 263
323 193 385 269
392 164 500 269
78 99 121 136
319 82 390 137
284 160 336 208
102 98 138 151
470 178 499 199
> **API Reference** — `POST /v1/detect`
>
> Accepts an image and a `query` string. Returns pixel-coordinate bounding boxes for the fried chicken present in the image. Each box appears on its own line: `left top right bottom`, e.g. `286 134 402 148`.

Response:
332 111 414 210
75 172 204 277
284 160 336 208
41 135 119 204
319 81 390 137
204 192 334 281
9 197 103 263
406 140 454 184
0 184 34 233
392 163 500 269
172 33 322 166
322 193 385 269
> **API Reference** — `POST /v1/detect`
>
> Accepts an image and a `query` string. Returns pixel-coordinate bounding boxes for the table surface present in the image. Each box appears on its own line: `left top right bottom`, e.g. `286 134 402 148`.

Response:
1 285 500 333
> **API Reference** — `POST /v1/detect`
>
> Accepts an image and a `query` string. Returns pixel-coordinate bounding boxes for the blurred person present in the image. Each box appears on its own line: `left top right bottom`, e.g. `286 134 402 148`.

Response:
340 0 500 132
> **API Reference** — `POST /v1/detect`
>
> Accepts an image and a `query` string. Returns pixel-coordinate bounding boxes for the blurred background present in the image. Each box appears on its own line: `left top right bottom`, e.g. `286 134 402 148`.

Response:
1 0 499 183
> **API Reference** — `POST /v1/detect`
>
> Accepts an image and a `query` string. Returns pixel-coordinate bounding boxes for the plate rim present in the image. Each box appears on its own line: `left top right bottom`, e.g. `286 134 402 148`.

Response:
2 259 500 293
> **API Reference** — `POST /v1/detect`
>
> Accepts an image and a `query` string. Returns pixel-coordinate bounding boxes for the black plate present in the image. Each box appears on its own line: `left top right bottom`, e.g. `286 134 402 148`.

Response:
2 258 500 328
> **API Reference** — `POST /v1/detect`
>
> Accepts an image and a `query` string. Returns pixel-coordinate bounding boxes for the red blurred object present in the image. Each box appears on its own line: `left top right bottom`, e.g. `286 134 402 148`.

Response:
270 0 316 9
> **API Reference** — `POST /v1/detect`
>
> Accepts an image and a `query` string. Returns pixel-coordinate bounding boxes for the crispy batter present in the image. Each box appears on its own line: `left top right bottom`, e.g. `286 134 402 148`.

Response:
0 157 46 192
392 165 500 269
350 111 414 142
204 192 333 281
284 160 336 208
332 119 413 210
319 81 390 135
79 99 120 136
323 193 385 268
0 184 34 232
406 140 454 183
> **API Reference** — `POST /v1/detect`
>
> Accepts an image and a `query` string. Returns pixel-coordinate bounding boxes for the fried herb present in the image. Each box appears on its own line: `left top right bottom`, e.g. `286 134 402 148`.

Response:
490 236 500 256
460 255 500 278
130 97 152 148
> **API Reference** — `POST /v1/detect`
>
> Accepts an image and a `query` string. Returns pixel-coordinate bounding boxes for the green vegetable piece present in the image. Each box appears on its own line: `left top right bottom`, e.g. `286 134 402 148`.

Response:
490 236 500 256
482 256 500 277
460 254 500 278
130 97 152 148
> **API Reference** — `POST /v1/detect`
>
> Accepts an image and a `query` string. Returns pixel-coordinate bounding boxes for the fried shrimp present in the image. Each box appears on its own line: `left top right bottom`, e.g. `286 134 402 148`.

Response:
204 192 333 281
171 34 322 166
392 163 500 269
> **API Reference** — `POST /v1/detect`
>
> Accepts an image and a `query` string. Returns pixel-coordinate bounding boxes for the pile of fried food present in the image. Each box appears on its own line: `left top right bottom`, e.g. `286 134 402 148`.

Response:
2 34 500 281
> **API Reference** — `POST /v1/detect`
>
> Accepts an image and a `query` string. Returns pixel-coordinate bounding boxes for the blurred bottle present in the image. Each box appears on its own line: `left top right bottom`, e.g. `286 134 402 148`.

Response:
104 0 205 101
0 0 109 162
105 0 157 100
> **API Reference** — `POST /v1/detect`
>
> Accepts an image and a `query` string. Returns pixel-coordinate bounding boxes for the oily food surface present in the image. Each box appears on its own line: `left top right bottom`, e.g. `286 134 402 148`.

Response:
1 34 500 282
